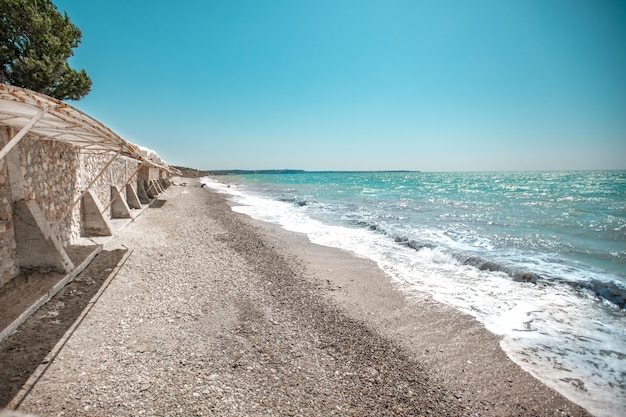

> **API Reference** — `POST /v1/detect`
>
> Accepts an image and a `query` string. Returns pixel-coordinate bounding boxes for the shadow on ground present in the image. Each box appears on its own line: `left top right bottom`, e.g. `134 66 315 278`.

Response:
150 199 166 208
0 249 127 407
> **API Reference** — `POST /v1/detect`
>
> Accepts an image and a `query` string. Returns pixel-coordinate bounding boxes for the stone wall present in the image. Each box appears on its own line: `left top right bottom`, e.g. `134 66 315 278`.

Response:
137 164 164 198
0 131 146 287
20 137 82 247
0 128 18 287
137 165 160 185
81 153 139 217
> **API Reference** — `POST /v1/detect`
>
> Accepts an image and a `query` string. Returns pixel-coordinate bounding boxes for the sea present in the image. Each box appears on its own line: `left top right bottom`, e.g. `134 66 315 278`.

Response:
200 170 626 417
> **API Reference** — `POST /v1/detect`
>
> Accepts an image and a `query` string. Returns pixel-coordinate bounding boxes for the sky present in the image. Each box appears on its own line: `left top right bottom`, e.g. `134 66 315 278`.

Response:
53 0 626 172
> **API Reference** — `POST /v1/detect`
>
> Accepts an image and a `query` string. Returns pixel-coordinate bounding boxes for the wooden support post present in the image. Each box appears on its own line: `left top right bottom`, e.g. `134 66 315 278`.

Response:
0 107 48 161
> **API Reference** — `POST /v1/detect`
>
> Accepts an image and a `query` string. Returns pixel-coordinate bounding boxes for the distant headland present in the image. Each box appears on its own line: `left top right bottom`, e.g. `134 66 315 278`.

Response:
173 167 418 177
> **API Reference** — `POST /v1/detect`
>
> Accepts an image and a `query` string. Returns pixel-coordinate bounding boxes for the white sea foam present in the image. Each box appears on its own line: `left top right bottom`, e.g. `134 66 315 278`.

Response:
201 177 626 417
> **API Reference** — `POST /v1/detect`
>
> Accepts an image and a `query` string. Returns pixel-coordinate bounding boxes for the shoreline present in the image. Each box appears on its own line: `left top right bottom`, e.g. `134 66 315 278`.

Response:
245 209 596 417
5 178 592 416
209 172 625 417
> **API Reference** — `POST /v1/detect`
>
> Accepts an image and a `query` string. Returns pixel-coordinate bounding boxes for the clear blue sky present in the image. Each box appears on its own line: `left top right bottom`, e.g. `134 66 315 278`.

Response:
54 0 626 172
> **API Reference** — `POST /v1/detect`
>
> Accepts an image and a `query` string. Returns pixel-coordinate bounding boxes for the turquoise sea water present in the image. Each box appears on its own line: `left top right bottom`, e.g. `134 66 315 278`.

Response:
202 171 626 416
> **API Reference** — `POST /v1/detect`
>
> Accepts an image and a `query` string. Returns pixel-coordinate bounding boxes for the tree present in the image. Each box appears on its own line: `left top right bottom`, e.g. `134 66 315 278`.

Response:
0 0 92 100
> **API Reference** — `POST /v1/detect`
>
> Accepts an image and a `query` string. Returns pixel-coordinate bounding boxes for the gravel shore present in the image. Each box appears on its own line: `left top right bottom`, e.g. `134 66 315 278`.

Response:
3 178 592 416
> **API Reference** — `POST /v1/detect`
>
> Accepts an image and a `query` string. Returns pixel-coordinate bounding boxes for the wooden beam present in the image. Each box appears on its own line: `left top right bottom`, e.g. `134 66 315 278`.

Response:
0 106 49 160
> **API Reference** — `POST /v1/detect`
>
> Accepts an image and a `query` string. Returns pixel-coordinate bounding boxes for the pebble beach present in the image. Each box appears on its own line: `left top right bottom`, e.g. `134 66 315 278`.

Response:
2 178 593 416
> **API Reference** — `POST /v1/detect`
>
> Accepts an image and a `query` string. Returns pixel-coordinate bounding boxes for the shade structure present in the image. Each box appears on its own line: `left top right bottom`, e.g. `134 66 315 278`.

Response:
0 84 140 159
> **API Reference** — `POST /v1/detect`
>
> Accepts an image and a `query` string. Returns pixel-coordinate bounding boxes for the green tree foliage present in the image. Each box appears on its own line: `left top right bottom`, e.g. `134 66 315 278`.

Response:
0 0 91 100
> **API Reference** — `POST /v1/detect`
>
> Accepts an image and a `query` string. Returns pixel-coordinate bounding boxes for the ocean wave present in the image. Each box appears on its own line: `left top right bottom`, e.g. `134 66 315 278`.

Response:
203 171 626 416
348 217 626 309
278 196 312 207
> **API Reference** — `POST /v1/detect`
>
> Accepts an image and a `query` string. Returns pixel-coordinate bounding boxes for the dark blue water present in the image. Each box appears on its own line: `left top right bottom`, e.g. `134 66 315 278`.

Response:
203 171 626 416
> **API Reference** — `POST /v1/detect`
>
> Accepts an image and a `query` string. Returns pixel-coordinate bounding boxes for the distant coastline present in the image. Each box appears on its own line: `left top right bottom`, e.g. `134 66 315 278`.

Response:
174 167 419 176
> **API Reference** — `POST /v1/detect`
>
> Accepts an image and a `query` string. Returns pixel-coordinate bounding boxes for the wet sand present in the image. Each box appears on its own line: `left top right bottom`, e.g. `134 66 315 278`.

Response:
2 178 591 416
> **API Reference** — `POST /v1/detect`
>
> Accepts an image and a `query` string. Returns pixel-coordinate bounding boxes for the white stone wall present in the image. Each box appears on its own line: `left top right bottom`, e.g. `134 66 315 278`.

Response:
137 165 161 184
0 128 18 287
0 133 143 287
81 153 139 216
20 137 82 246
